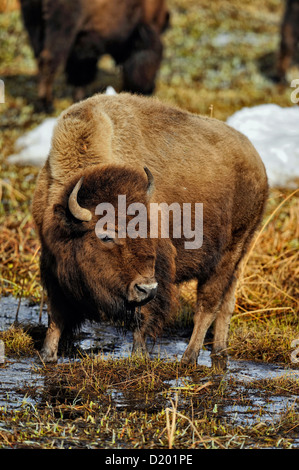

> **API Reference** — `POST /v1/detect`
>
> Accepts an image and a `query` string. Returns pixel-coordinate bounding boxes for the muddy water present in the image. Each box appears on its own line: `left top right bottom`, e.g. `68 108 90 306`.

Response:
1 296 299 437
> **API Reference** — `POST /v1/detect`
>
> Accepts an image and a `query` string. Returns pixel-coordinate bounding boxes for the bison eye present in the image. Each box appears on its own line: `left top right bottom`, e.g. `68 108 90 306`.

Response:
98 233 115 243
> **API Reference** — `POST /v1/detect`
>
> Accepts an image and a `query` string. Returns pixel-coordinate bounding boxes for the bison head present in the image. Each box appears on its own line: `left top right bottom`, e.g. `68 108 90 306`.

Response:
42 165 161 327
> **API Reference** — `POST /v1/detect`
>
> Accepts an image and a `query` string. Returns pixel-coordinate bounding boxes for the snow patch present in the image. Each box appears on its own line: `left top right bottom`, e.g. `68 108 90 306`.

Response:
227 104 299 188
6 87 117 168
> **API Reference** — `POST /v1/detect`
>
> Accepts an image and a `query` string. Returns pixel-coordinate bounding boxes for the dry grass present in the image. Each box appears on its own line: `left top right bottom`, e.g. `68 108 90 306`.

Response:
180 190 299 317
0 324 35 356
229 189 299 362
0 210 40 300
178 188 299 363
237 188 299 320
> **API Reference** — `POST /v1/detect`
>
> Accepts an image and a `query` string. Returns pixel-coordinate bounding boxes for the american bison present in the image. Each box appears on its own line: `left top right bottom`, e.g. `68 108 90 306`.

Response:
32 93 268 365
20 0 169 111
277 0 299 81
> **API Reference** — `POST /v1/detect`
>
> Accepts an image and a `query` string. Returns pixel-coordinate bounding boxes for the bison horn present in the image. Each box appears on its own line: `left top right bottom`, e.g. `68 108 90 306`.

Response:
144 166 155 198
68 177 92 222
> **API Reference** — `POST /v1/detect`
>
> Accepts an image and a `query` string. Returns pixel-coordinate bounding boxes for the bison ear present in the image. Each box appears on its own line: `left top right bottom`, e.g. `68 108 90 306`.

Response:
144 166 155 199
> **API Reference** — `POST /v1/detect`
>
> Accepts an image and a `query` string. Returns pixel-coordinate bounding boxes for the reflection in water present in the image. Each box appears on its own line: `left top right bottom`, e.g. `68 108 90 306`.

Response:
0 296 299 431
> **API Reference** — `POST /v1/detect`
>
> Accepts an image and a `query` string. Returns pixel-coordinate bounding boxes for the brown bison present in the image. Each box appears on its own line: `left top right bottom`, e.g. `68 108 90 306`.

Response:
277 0 299 81
20 0 169 111
32 93 268 365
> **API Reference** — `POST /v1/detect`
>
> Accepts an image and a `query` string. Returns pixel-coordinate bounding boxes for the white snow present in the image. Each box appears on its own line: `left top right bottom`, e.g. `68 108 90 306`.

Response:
105 86 117 96
227 104 299 188
7 117 56 167
6 87 117 168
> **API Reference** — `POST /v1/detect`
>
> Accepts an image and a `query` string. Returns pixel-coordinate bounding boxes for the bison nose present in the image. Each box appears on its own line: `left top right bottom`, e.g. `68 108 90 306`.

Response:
135 282 158 302
135 282 158 299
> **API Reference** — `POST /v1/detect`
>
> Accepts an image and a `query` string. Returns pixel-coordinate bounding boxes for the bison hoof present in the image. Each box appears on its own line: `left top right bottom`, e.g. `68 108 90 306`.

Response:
180 350 198 366
131 346 149 360
39 348 58 363
211 351 228 371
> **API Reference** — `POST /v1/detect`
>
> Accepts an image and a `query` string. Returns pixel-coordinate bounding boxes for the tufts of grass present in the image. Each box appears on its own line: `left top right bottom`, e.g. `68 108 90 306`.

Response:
38 354 212 407
0 324 35 356
1 354 298 449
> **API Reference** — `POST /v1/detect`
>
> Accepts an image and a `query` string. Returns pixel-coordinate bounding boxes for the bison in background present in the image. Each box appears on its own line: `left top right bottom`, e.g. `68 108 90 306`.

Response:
277 0 299 81
20 0 169 112
32 93 268 367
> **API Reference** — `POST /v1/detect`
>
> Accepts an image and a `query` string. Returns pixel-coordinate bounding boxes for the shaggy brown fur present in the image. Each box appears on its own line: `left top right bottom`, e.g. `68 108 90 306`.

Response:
32 93 268 365
277 0 299 81
20 0 169 111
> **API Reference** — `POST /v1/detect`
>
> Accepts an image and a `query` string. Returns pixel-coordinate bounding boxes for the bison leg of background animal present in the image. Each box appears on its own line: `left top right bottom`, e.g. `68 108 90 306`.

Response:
276 0 299 83
40 308 63 363
65 32 101 102
36 50 57 113
122 25 163 95
277 25 297 81
36 0 83 111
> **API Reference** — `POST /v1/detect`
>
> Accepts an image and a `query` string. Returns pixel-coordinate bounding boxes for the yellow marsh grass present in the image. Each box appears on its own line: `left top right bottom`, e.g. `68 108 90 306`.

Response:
179 188 299 362
0 325 35 356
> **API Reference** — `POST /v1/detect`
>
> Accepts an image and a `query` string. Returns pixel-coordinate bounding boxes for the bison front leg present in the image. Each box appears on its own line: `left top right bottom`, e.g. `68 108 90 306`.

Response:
40 308 63 363
277 31 297 81
122 25 163 95
132 328 149 358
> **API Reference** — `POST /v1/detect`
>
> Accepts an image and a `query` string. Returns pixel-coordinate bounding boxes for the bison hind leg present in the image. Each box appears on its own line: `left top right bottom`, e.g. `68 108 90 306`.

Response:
210 277 237 369
181 243 244 368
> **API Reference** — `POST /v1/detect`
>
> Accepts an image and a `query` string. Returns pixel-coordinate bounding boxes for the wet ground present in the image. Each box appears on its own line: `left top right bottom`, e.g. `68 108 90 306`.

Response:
1 296 299 445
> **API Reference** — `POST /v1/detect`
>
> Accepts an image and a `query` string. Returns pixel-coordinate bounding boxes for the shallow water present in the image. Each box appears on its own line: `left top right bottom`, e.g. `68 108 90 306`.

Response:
0 296 298 440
